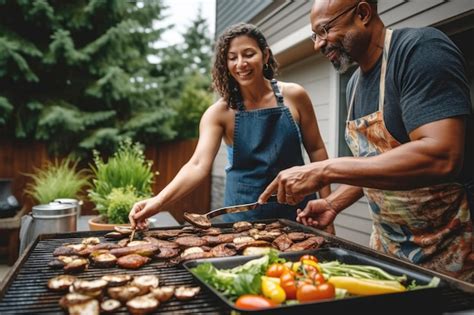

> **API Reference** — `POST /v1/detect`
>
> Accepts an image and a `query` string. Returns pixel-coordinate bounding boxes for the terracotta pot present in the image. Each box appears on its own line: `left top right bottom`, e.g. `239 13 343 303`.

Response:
88 215 130 231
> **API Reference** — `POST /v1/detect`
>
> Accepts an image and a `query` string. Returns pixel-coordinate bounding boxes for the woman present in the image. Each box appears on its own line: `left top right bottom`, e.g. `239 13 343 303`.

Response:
129 23 330 229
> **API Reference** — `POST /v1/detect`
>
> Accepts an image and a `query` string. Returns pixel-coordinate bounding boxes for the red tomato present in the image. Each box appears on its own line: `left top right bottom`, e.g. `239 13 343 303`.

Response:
266 263 288 278
280 271 297 300
301 264 318 277
235 295 276 310
311 272 326 285
299 254 318 263
296 282 336 303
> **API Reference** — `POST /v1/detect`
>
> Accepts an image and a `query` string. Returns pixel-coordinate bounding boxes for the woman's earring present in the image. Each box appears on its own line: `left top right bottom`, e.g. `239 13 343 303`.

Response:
263 63 269 70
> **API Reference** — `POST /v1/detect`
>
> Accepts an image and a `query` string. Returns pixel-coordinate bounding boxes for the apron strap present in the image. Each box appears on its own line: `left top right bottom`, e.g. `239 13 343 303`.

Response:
379 28 393 112
346 28 393 121
270 79 285 107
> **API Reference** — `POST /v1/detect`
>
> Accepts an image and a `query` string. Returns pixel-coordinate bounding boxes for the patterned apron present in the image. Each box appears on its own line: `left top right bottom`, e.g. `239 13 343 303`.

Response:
345 29 473 282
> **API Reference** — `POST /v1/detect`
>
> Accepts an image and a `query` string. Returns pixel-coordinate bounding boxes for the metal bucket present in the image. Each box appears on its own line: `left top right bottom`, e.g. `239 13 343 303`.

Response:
19 203 77 254
53 198 82 219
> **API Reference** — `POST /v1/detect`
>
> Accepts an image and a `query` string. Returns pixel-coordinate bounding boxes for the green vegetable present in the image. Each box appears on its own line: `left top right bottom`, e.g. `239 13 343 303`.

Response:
319 261 407 283
191 249 281 300
407 277 440 291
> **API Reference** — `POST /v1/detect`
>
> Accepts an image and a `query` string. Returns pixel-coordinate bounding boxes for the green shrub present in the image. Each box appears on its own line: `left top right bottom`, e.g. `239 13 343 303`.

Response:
106 187 142 224
25 158 90 204
88 138 155 224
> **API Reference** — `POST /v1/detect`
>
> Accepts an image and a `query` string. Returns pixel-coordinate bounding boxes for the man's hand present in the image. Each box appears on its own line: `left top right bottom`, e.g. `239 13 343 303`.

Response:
258 162 327 205
296 198 338 229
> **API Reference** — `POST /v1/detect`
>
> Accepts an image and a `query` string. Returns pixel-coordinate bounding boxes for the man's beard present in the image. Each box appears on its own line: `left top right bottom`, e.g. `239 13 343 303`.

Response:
321 42 356 74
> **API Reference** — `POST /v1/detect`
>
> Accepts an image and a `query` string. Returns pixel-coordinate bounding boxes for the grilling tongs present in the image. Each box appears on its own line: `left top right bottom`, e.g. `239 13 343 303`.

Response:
184 194 279 229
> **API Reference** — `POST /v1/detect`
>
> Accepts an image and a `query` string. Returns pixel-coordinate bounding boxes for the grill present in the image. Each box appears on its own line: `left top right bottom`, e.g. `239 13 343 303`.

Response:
0 219 473 314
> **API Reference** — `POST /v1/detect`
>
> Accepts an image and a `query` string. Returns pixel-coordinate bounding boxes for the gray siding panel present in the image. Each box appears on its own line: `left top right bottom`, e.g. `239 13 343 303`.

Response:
216 0 272 37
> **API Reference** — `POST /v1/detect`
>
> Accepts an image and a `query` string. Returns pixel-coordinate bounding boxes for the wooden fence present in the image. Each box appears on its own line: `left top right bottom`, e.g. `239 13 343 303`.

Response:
0 138 210 224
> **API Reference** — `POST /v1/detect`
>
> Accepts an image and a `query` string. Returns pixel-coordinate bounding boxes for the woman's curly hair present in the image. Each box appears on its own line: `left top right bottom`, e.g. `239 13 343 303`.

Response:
212 23 279 109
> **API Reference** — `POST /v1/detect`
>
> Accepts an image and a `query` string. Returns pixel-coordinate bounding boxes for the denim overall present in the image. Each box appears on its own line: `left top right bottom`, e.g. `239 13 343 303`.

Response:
345 29 473 281
218 79 315 222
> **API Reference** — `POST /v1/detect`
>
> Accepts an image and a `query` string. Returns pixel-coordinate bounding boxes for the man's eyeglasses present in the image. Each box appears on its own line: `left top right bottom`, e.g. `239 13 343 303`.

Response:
311 0 361 42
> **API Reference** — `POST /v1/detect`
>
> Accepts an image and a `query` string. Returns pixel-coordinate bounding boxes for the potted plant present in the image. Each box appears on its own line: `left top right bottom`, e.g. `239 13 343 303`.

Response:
25 158 90 205
87 138 155 230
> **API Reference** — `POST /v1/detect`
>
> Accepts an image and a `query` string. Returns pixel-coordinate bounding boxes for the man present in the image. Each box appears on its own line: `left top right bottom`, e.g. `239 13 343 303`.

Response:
259 0 473 282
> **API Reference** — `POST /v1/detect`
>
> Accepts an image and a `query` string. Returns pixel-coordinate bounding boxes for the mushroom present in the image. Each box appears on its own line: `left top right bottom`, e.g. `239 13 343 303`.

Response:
150 286 175 302
91 253 117 268
108 286 141 302
64 258 89 273
68 299 99 315
126 295 159 315
58 293 93 309
131 275 159 294
73 279 108 293
100 299 121 313
101 274 132 287
82 237 101 245
233 221 252 232
174 286 201 300
47 275 77 291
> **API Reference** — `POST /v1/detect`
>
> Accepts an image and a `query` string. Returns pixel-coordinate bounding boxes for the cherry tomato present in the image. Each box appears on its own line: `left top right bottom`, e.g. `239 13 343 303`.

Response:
311 272 326 285
300 255 318 263
296 282 336 303
266 263 288 278
280 271 297 300
235 295 276 310
301 264 319 277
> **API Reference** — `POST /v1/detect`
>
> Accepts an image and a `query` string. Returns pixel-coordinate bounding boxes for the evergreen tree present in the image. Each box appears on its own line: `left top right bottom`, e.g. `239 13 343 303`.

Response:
157 7 214 139
0 0 176 157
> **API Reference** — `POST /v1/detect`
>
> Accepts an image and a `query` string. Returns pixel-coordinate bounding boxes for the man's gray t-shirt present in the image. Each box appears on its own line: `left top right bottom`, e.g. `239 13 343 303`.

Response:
346 27 473 192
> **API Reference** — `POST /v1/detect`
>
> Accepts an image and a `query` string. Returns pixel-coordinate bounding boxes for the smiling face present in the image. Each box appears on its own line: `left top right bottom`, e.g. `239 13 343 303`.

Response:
226 35 268 87
310 0 366 73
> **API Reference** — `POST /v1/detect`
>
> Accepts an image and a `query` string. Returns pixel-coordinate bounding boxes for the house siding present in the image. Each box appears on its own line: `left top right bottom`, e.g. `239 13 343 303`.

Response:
213 0 474 247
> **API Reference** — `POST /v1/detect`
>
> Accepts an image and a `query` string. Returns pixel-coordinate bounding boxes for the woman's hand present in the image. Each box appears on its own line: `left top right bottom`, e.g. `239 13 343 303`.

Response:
129 197 161 230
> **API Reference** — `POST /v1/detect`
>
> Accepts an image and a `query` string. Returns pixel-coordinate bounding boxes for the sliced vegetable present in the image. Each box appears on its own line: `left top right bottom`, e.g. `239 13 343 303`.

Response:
261 276 286 304
328 276 406 296
300 255 318 263
235 294 276 310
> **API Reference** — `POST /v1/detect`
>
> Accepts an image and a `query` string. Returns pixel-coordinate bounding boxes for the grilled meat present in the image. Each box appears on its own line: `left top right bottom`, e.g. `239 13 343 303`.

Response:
234 240 273 252
201 234 235 246
233 221 252 232
144 229 181 239
254 223 266 230
272 234 293 251
201 227 222 236
110 244 159 258
183 212 211 229
180 251 213 262
104 231 124 240
285 236 324 252
232 236 254 245
287 232 307 242
116 254 151 269
210 244 237 257
174 236 206 248
153 247 179 260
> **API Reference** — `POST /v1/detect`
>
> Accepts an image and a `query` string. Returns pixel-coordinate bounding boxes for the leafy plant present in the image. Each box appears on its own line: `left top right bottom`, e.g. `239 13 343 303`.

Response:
25 158 90 204
88 138 155 224
106 187 142 224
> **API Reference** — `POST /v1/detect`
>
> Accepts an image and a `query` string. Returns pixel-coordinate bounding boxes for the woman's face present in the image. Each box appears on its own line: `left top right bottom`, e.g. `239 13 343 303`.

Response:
227 35 267 87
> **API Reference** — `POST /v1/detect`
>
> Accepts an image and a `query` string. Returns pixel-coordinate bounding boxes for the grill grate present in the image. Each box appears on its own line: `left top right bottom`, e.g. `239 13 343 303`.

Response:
0 220 472 314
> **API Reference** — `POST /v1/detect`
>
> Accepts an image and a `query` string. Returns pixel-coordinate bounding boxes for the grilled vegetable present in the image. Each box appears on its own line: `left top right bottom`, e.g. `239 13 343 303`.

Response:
126 294 159 315
101 274 132 287
116 254 151 269
327 276 406 296
47 275 77 291
174 286 200 300
68 299 99 315
100 299 121 313
150 286 175 302
108 286 141 302
131 275 159 294
72 279 108 293
64 258 89 273
82 237 101 245
58 293 93 308
91 253 117 268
